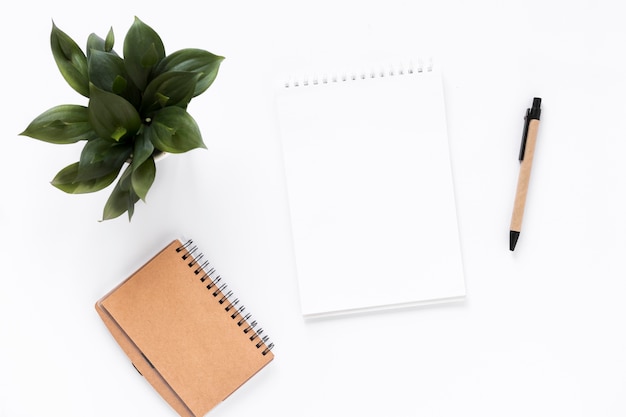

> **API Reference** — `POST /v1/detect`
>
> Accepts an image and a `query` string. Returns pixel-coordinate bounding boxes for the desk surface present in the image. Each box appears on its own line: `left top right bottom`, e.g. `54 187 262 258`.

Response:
2 1 626 416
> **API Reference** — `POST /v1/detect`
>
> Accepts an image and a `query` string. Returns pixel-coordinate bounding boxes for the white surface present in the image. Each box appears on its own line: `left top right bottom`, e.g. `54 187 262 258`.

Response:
277 68 465 317
1 1 625 416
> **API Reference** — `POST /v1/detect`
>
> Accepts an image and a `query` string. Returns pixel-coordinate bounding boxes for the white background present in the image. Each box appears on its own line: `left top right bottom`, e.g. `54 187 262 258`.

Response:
1 1 625 416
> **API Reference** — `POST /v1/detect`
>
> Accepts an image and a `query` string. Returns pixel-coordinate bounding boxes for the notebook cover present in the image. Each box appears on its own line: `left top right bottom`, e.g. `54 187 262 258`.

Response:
276 64 465 317
95 239 274 416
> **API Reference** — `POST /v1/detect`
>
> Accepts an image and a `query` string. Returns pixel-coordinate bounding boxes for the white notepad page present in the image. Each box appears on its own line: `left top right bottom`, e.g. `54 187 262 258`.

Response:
276 63 465 318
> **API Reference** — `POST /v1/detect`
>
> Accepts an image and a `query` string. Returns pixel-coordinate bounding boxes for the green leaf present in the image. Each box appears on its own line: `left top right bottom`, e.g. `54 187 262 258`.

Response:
86 33 105 58
20 105 97 144
143 107 206 153
105 27 115 52
141 71 200 112
88 83 141 142
154 49 224 97
88 50 126 91
123 17 165 90
88 50 140 106
131 156 156 201
102 165 140 221
87 28 116 58
51 162 121 194
132 132 155 167
141 43 161 68
50 22 89 97
76 138 132 182
111 75 128 96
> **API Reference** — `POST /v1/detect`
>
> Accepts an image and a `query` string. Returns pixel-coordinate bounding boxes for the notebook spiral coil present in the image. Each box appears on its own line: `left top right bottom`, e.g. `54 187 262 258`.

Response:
176 239 275 356
283 58 434 89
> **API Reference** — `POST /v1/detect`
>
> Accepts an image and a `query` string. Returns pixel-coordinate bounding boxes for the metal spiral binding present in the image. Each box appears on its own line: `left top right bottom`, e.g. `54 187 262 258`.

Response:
283 58 434 89
176 239 275 356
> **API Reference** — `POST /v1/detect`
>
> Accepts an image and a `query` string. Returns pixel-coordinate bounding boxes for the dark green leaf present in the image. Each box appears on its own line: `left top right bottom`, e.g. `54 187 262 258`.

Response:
141 43 161 68
88 83 141 142
154 49 224 97
143 107 206 153
131 156 156 201
143 118 174 149
87 28 115 58
76 138 132 181
51 162 120 194
123 17 165 90
102 165 140 221
141 71 199 112
132 132 155 167
111 75 128 95
88 50 140 105
88 50 126 91
50 22 89 97
20 105 97 144
86 33 105 58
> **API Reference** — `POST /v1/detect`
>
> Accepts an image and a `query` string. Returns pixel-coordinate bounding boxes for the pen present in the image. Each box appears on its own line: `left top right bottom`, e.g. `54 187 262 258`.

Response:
509 97 542 251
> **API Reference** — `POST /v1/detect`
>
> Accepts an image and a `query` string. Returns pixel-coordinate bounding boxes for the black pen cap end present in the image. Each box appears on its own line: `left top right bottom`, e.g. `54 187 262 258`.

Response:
509 231 520 251
530 98 542 120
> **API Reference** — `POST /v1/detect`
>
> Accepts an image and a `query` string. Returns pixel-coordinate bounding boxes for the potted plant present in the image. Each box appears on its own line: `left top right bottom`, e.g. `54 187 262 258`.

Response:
20 17 224 221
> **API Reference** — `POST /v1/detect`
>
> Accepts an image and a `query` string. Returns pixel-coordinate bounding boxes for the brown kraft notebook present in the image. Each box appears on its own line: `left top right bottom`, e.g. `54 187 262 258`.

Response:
95 238 274 416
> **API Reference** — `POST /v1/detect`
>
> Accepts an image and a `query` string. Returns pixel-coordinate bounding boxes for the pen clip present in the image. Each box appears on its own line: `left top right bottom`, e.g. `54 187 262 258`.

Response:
519 108 530 161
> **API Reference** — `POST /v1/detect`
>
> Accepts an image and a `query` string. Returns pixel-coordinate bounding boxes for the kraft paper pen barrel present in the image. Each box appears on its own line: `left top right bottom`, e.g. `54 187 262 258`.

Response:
510 97 541 251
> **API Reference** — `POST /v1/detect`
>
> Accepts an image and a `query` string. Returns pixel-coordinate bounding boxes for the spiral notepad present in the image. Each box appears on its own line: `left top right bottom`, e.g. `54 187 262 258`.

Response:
95 239 274 417
276 60 465 317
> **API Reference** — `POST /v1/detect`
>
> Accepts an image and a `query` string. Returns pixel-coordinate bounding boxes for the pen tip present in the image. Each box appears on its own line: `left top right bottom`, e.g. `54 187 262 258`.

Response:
509 231 520 251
